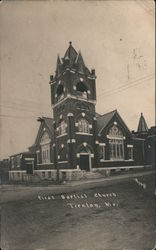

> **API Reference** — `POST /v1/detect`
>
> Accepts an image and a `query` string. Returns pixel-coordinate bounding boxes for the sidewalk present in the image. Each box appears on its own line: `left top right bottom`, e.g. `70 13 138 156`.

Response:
0 170 155 204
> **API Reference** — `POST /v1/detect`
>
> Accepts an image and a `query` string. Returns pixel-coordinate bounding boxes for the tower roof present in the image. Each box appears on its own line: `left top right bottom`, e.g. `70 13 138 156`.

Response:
137 113 148 133
56 54 62 77
64 41 78 65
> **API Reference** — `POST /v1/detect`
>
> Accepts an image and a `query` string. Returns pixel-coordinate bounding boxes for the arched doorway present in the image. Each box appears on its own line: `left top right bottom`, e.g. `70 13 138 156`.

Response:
78 146 92 171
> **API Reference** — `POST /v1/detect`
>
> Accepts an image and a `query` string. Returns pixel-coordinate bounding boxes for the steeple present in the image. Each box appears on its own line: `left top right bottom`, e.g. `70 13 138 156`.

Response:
76 51 85 73
137 113 148 133
63 41 78 65
56 54 62 77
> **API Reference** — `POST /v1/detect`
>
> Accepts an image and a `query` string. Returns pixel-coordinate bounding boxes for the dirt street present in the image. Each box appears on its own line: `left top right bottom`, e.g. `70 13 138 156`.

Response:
0 174 155 250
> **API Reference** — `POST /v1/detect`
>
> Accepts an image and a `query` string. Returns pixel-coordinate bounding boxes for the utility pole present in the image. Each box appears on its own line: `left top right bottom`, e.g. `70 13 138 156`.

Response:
53 121 59 183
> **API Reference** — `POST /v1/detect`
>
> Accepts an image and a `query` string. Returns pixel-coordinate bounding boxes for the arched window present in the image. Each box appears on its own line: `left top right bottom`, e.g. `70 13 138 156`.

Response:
108 125 124 160
56 84 64 100
40 131 51 164
78 118 90 133
76 82 88 98
58 146 67 162
58 120 66 136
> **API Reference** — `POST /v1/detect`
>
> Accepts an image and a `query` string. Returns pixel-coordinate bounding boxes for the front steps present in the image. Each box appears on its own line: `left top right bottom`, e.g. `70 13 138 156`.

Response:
84 171 104 179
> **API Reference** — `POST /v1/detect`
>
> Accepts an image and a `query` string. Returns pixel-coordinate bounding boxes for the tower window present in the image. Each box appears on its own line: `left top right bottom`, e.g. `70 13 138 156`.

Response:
58 120 66 136
76 82 88 98
78 118 90 133
56 84 64 98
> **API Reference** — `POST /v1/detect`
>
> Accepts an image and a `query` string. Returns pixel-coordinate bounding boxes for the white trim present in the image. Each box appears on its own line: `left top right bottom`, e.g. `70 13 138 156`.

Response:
9 170 26 173
33 169 56 172
70 70 76 74
40 139 51 145
79 153 89 155
95 141 99 144
52 95 96 108
92 165 143 171
76 132 93 136
36 150 40 153
107 135 125 140
25 158 34 160
99 143 106 146
57 133 67 138
37 163 54 166
99 160 134 162
49 80 56 85
87 76 96 80
133 138 145 141
58 161 68 164
127 145 133 148
67 113 74 117
60 169 80 172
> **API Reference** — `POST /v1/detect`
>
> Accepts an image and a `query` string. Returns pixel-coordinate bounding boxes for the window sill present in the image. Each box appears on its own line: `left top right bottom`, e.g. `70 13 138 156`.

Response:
76 132 93 136
37 163 54 166
57 133 67 138
58 161 68 164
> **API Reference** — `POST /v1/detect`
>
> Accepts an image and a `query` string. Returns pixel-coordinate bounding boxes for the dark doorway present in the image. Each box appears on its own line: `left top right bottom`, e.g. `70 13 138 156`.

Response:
26 164 33 174
80 154 90 171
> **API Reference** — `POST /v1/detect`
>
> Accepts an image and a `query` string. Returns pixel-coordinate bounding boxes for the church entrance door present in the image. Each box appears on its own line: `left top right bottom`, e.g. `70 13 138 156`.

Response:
80 154 90 171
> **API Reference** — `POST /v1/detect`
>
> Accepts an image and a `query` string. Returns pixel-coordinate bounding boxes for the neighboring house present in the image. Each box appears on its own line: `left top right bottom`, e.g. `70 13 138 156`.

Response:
9 152 36 181
9 42 155 181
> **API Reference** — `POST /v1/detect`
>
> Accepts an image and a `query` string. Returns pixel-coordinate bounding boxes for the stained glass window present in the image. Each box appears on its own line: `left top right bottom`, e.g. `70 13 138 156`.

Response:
78 119 90 133
108 126 124 160
58 120 66 136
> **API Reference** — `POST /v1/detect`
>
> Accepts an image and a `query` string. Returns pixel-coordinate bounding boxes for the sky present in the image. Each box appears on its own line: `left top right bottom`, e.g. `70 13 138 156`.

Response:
0 0 155 159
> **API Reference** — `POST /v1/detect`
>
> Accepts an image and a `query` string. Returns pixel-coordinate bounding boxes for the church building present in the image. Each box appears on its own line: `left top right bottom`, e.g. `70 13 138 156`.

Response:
9 42 155 182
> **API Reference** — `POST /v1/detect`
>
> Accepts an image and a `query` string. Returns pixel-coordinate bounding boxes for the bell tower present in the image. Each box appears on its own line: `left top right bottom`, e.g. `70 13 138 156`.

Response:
49 42 98 171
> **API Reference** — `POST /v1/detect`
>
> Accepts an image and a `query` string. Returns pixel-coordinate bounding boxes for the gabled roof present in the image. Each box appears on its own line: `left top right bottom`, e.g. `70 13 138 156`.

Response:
33 117 54 146
97 110 117 135
137 113 148 133
97 109 131 136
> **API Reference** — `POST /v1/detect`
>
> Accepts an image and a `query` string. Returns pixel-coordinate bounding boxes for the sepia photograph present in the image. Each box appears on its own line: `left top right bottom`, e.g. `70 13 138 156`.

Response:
0 0 155 249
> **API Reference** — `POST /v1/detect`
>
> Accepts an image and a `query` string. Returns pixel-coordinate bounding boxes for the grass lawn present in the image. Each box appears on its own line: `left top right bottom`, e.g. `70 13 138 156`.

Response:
1 174 155 250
